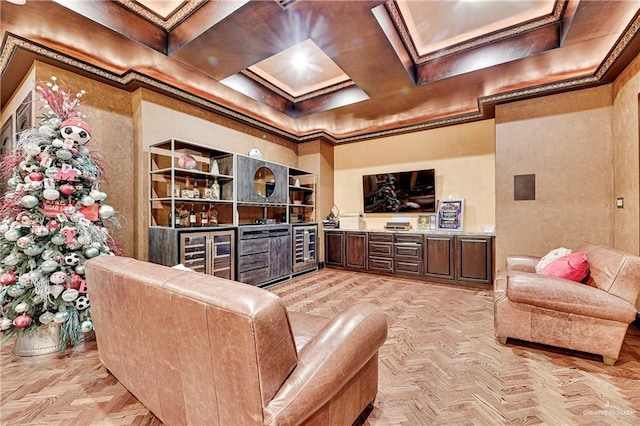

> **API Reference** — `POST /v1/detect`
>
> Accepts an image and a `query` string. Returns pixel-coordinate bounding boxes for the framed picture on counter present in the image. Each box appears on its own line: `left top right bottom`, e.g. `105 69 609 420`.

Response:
437 198 464 231
417 214 436 230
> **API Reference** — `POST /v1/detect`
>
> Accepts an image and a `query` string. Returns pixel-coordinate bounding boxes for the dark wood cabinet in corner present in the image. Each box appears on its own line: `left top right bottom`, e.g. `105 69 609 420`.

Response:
345 232 367 270
325 231 345 267
324 230 367 270
456 236 493 284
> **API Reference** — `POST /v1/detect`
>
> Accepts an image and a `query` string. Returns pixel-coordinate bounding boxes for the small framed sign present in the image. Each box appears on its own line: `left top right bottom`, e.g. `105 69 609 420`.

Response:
417 214 436 230
437 198 464 231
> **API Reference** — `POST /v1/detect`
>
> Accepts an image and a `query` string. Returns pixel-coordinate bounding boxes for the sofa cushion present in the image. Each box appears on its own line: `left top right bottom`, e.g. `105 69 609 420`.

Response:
540 252 589 282
535 247 572 272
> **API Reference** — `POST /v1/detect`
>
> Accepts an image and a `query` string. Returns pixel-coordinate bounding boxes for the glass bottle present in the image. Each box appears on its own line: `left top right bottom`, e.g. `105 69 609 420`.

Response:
193 179 200 199
203 178 213 200
209 204 218 225
182 176 192 198
200 204 209 227
178 203 188 227
211 178 220 201
189 204 197 227
173 205 181 228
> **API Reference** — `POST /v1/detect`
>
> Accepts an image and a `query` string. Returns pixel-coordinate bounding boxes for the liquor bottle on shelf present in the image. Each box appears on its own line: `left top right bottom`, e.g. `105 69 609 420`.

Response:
193 179 200 199
203 178 213 200
178 203 188 227
209 204 218 225
189 204 197 227
211 178 220 200
200 204 209 227
167 208 173 227
182 176 193 198
173 205 181 228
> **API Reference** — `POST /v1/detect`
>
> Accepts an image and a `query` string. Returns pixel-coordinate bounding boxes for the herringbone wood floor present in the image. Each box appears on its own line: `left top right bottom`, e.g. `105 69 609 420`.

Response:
1 269 639 425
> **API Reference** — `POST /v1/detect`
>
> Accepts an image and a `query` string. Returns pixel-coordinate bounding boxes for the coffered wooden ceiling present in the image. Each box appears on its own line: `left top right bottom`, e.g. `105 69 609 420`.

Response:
1 0 640 143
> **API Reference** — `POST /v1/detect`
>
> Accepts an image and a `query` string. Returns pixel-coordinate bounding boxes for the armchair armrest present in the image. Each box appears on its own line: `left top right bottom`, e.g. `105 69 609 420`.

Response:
507 272 637 323
264 302 388 425
505 255 540 272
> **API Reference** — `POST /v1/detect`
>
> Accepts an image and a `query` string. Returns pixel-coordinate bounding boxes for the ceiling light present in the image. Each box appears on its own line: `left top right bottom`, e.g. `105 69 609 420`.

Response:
6 0 27 4
291 52 309 70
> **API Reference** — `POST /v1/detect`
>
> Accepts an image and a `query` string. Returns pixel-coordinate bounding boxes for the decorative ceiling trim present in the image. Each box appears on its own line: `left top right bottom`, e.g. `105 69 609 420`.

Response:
240 69 357 103
595 10 640 81
386 0 567 64
114 0 207 30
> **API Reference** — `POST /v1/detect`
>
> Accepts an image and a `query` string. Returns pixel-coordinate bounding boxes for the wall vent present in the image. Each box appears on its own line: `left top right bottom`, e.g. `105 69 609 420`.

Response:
275 0 297 10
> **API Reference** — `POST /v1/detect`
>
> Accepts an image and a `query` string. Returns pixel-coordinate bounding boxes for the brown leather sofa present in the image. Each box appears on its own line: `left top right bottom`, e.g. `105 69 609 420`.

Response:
494 242 640 365
85 256 388 425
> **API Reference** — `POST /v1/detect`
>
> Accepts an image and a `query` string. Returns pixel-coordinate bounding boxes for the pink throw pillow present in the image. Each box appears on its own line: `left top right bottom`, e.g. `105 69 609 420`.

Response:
540 252 589 282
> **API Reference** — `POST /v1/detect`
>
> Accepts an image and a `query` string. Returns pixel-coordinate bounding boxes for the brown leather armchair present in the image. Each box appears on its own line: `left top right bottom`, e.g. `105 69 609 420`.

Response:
494 242 640 365
85 256 388 425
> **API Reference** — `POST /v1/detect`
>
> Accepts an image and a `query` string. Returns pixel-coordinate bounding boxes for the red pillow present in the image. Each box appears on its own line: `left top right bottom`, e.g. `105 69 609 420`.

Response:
540 252 589 282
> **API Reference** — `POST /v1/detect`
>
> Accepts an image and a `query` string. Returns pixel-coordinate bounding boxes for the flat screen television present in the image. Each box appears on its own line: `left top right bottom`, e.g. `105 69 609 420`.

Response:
363 169 435 213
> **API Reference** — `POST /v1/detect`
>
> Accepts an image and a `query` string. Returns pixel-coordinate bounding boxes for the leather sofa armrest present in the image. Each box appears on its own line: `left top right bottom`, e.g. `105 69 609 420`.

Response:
507 272 637 323
505 255 540 272
264 302 388 425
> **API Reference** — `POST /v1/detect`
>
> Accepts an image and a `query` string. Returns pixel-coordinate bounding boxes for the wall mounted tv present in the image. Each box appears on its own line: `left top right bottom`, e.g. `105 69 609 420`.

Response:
363 169 435 213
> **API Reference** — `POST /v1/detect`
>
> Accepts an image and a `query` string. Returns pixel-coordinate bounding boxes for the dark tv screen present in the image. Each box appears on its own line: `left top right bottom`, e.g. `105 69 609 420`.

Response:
363 169 435 213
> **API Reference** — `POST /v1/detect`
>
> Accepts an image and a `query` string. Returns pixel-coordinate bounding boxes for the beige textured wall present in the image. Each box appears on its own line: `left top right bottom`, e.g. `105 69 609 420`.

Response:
298 139 335 261
33 63 136 257
494 85 614 270
333 120 496 232
612 52 640 256
0 64 35 149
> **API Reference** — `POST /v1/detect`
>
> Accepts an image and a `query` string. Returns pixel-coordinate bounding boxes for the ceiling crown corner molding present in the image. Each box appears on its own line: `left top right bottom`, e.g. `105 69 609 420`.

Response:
114 0 207 30
595 10 640 82
478 75 600 112
384 0 421 65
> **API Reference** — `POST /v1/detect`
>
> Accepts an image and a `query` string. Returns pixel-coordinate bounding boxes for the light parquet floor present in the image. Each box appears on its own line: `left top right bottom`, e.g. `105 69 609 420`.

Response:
1 268 639 425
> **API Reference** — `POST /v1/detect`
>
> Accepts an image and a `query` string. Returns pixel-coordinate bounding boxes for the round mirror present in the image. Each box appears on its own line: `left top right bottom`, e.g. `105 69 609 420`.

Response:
254 167 276 198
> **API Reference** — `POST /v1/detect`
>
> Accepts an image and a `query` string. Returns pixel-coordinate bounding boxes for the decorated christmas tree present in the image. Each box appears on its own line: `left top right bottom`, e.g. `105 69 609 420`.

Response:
0 76 120 353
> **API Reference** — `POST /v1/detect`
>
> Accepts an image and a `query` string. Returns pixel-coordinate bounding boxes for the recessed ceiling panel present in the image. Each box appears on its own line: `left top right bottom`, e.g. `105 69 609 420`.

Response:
248 39 351 98
397 0 556 56
134 0 186 19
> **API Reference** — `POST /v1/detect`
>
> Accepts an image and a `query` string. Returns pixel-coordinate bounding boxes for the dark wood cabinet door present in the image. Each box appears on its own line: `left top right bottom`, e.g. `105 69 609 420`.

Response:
345 232 367 270
456 236 493 284
324 232 345 267
270 234 292 280
424 235 454 279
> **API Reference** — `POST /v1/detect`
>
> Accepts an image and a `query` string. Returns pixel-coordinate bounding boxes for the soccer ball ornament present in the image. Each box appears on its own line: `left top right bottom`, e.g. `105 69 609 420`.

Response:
64 252 81 266
59 118 92 145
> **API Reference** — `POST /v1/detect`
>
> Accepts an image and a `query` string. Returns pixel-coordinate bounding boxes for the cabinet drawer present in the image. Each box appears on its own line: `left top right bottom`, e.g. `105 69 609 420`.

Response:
395 234 422 244
369 257 394 272
369 242 393 257
369 232 393 242
238 252 269 272
239 268 270 286
395 260 422 275
239 238 269 255
394 243 422 260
